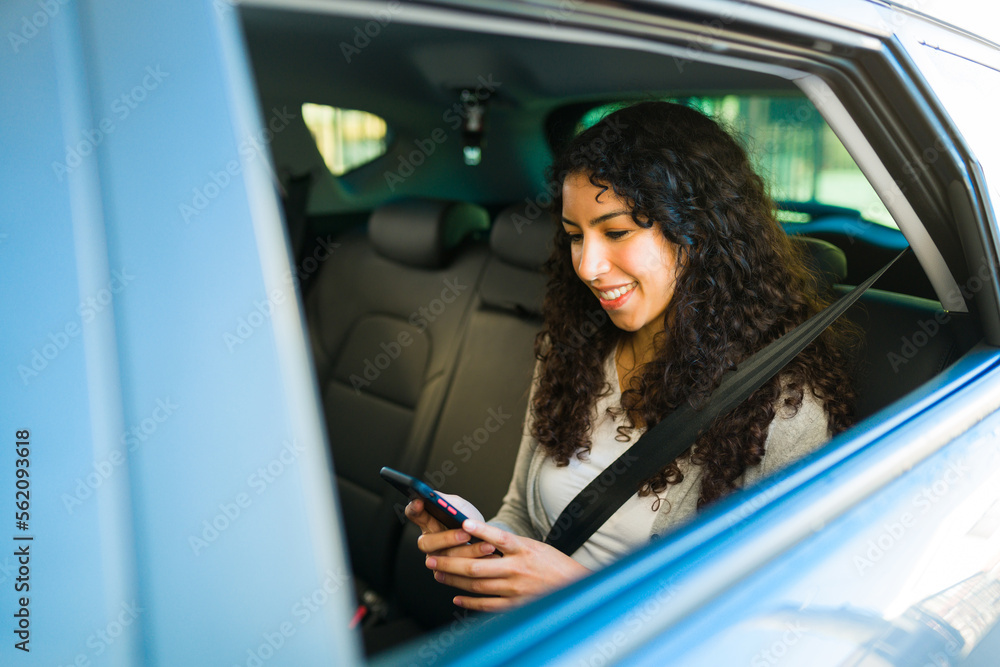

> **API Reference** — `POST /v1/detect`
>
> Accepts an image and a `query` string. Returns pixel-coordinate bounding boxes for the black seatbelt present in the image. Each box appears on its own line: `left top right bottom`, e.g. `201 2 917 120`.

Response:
544 248 909 556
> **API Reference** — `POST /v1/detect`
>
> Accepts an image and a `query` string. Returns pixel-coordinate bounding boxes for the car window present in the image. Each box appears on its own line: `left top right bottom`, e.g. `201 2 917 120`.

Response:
301 103 390 175
579 95 897 228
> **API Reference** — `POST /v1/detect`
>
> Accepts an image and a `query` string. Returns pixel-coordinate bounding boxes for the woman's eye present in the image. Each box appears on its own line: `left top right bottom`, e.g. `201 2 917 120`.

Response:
606 230 629 240
567 233 583 244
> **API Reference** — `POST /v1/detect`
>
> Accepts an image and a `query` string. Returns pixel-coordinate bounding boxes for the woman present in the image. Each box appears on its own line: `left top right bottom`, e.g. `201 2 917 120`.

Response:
405 101 856 612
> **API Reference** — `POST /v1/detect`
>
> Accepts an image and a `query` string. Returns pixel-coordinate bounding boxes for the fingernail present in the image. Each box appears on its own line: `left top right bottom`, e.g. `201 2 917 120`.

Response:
455 531 470 542
481 542 495 555
435 572 444 582
464 519 479 531
453 597 463 607
425 556 437 569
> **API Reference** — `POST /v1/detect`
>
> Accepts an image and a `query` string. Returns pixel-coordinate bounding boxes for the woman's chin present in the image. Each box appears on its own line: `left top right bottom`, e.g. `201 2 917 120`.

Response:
607 314 640 332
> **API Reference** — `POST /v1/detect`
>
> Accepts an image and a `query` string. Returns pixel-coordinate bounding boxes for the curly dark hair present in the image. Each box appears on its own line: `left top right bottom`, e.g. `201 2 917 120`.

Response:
532 101 858 507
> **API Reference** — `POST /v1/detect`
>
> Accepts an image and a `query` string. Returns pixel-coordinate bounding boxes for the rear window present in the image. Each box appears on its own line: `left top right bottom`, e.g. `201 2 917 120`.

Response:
578 96 896 228
301 103 390 175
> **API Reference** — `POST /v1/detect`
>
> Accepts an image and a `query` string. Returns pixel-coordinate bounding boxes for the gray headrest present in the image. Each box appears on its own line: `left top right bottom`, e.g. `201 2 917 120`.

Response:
793 235 848 284
490 202 554 270
370 199 489 269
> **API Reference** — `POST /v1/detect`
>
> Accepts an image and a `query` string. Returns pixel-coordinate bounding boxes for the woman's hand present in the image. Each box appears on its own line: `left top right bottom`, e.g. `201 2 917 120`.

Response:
425 519 591 612
404 493 491 559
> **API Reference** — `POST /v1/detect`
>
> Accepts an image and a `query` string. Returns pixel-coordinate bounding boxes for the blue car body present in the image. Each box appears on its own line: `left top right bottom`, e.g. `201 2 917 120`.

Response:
3 0 1000 665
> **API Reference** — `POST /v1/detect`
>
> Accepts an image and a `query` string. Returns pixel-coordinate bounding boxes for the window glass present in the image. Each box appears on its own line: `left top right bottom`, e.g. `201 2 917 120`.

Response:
578 96 896 228
301 103 389 175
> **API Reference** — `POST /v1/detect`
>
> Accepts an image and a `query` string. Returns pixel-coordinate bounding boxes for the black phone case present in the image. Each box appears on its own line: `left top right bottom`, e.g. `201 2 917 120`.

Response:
379 466 472 533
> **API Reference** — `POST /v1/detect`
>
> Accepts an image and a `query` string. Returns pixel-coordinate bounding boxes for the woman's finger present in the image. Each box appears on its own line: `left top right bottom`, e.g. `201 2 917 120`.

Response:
404 498 424 519
460 519 517 553
433 541 497 559
416 528 473 554
453 594 520 612
431 570 519 598
426 552 509 579
405 499 447 535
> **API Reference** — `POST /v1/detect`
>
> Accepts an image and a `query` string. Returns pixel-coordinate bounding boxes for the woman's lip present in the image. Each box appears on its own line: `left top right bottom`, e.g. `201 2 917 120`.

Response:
593 282 633 292
597 285 635 310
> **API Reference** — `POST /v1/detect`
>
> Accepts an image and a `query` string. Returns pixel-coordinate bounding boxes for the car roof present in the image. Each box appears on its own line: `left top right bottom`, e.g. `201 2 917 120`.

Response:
240 5 801 207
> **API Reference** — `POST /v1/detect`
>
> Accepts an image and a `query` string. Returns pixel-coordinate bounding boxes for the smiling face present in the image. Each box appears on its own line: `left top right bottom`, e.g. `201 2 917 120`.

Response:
561 172 681 345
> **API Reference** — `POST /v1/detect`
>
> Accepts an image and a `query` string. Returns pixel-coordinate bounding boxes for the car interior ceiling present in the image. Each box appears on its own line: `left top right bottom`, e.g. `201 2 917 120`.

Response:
239 6 985 654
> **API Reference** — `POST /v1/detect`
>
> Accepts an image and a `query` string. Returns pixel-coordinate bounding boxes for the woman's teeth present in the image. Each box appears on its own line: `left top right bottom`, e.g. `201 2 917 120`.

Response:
599 282 637 300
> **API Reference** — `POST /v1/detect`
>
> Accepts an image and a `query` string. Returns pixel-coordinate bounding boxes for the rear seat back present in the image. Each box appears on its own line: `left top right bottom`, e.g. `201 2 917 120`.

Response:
390 204 553 627
305 199 490 594
785 236 980 420
844 289 981 420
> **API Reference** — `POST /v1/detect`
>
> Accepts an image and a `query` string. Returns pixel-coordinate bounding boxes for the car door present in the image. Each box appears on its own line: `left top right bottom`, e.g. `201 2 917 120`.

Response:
0 0 358 664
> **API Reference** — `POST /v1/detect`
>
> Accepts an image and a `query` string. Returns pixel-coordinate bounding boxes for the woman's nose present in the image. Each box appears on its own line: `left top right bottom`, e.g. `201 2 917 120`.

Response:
576 237 610 282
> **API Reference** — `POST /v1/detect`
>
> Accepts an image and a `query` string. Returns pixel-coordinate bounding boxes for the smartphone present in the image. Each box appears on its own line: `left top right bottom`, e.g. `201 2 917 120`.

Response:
379 466 477 536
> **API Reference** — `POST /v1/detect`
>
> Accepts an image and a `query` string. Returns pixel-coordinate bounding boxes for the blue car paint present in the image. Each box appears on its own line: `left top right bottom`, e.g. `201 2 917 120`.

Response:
4 0 1000 665
1 0 358 664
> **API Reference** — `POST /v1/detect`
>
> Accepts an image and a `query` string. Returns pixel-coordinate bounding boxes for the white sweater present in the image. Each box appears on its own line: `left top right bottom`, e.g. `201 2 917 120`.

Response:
489 352 831 569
